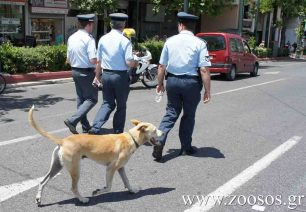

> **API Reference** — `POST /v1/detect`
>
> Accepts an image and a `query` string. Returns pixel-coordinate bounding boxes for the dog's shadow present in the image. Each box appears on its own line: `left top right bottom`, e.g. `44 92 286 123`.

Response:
160 147 225 163
39 187 175 207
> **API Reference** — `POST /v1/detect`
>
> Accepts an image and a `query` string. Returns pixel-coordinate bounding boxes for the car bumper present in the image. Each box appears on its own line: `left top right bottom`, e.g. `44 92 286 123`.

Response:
208 63 231 73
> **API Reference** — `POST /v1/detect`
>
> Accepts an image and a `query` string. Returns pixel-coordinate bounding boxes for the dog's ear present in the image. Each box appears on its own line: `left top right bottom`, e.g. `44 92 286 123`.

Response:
131 119 141 126
137 124 148 132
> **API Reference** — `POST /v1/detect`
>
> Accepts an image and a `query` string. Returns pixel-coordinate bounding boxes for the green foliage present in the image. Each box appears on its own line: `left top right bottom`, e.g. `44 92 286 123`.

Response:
139 38 165 64
69 0 118 15
0 43 70 74
247 36 257 49
259 0 274 13
277 47 289 56
260 0 306 18
152 0 234 16
253 47 272 58
295 22 305 39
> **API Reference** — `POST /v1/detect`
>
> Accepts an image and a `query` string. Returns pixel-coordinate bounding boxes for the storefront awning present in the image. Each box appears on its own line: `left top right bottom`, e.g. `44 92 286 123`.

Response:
31 7 68 14
0 0 26 5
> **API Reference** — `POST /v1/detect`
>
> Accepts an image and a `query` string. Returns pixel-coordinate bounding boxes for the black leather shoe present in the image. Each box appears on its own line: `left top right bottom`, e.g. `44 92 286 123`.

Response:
152 145 164 161
64 120 78 134
179 147 197 156
88 129 99 135
82 127 91 134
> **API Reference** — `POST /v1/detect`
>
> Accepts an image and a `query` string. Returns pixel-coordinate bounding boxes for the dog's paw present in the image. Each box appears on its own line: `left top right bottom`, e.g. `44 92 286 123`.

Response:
92 187 110 196
35 197 41 206
92 189 101 196
128 186 141 194
78 197 89 204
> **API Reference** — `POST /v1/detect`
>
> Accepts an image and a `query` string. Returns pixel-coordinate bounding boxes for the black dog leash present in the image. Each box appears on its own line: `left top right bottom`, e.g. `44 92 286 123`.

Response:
128 132 140 148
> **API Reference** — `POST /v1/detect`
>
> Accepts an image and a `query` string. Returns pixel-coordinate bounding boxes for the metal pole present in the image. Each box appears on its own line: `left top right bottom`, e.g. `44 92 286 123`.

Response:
238 0 244 35
184 0 188 12
136 0 139 38
254 0 260 43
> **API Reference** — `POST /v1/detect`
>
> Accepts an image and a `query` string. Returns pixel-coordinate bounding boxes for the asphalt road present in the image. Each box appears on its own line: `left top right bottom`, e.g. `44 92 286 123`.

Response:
1 60 306 212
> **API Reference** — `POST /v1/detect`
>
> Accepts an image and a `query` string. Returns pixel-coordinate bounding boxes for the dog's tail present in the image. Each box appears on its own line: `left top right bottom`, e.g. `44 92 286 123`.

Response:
28 105 63 146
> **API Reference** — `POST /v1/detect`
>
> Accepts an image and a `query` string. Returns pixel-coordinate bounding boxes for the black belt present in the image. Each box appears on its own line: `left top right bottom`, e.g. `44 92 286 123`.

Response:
167 72 199 79
103 69 127 73
72 67 95 71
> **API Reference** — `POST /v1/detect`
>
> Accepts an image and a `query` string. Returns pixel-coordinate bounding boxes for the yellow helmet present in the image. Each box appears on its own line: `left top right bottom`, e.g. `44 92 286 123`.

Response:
123 28 136 39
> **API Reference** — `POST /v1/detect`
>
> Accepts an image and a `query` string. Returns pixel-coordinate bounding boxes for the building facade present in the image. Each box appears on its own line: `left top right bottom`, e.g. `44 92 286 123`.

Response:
0 0 68 45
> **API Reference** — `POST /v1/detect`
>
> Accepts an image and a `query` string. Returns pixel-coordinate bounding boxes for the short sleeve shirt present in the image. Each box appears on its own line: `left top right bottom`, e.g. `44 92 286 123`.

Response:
67 29 96 68
159 30 211 76
96 29 133 71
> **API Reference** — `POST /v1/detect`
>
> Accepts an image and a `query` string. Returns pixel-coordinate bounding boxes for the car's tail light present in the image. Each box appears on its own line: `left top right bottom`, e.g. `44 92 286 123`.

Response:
225 56 232 64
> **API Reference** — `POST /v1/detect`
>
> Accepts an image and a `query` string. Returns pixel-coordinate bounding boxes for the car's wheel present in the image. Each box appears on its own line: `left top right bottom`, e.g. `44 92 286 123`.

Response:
250 63 259 77
226 65 236 81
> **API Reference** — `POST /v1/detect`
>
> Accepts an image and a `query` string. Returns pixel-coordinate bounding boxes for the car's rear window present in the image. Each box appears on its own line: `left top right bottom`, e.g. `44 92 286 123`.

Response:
199 35 226 51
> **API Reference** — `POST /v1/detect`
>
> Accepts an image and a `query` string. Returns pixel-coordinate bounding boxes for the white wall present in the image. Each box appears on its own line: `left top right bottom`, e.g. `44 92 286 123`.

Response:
285 17 300 45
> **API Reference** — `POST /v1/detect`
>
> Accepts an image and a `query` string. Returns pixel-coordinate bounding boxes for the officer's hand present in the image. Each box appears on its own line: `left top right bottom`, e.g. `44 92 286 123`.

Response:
156 84 165 93
92 77 101 88
203 92 211 104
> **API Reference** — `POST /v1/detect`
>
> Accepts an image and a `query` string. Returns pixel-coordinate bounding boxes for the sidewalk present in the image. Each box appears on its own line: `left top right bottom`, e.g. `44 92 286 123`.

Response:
258 54 306 62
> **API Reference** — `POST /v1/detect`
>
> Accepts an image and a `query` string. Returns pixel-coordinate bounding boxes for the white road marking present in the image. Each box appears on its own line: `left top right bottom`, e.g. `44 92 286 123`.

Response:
212 79 285 96
252 205 266 211
0 111 74 127
185 136 302 212
263 71 280 75
0 172 62 203
0 177 43 202
0 117 114 147
0 128 68 147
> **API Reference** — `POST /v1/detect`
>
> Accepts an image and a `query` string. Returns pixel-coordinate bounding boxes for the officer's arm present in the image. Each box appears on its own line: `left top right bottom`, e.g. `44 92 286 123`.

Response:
157 64 166 86
92 60 102 87
95 61 102 78
199 67 211 103
126 60 138 68
125 41 138 68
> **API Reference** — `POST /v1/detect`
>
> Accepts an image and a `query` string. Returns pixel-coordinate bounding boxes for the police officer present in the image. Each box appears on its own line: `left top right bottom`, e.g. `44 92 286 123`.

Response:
65 14 98 134
152 12 211 161
88 13 138 135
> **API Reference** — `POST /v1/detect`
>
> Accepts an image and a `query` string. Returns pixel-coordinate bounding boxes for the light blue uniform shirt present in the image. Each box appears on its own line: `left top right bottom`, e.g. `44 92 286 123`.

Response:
67 29 96 68
159 30 211 76
97 29 133 71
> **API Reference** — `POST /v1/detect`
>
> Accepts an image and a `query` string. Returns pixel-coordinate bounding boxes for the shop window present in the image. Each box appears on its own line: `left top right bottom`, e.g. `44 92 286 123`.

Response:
31 18 64 45
0 4 25 45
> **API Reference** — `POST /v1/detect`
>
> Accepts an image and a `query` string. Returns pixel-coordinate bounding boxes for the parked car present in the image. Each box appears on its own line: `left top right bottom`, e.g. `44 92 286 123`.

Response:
196 32 259 81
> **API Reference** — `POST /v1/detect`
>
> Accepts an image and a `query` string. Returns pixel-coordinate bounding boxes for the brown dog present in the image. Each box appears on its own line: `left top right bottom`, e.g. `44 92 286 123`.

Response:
28 105 163 205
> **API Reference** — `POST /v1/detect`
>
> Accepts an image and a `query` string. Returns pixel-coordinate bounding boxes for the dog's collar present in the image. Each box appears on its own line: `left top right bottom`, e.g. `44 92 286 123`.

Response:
128 132 140 148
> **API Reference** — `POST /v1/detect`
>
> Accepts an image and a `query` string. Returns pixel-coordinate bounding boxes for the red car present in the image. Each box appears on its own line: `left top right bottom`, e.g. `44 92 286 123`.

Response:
196 32 259 81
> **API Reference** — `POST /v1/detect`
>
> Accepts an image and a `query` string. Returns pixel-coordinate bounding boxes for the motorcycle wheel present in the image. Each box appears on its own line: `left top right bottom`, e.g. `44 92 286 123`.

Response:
141 67 158 88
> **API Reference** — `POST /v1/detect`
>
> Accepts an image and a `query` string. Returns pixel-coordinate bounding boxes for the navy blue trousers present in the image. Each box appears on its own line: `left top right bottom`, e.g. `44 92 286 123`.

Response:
68 69 98 131
158 75 202 150
91 71 130 134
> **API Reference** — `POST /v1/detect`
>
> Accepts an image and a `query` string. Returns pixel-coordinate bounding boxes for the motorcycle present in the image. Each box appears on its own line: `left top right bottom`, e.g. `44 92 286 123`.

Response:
129 49 158 88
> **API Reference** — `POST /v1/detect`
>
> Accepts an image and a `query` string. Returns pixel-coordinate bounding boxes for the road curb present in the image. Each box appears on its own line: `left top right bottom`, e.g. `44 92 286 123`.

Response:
6 77 73 88
4 71 73 88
